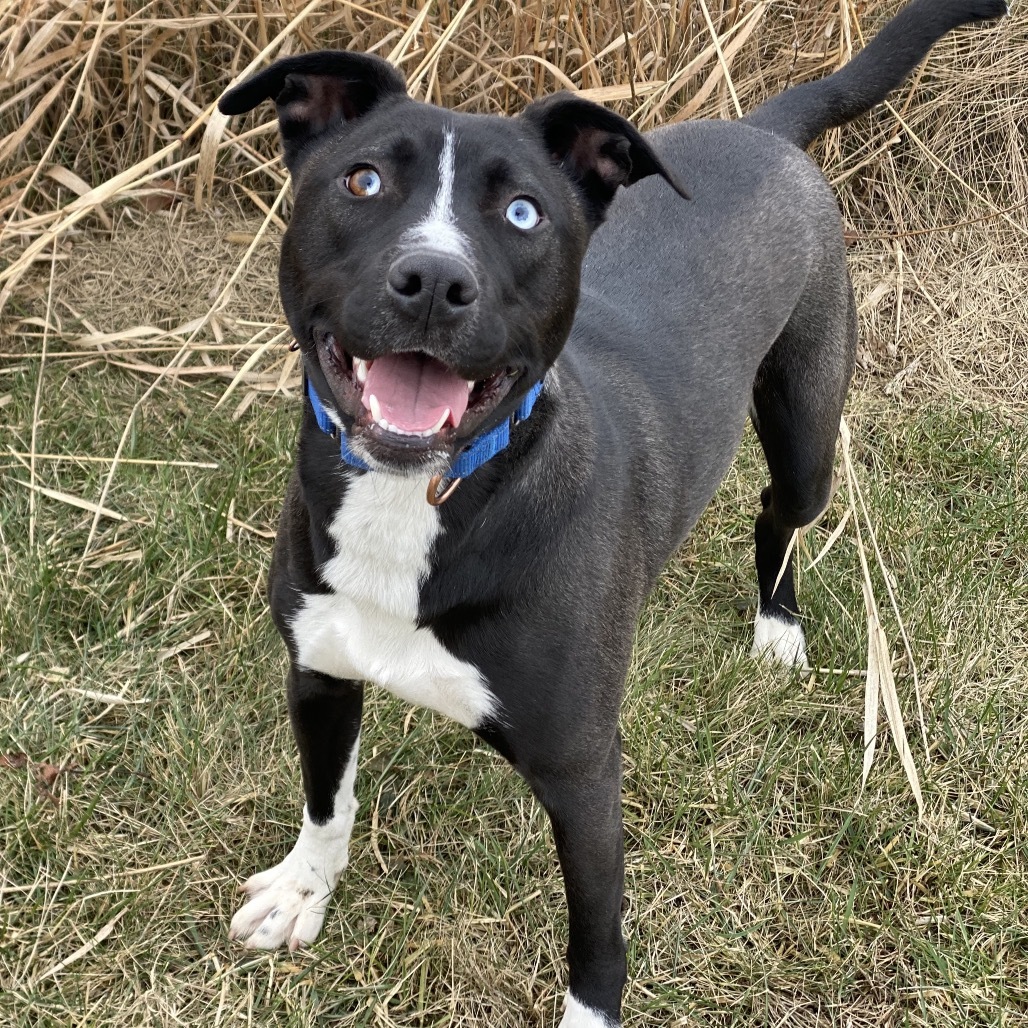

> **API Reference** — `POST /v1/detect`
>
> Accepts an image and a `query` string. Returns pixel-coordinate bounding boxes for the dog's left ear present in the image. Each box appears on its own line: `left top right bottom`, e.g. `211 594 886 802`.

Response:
218 51 407 172
520 93 690 227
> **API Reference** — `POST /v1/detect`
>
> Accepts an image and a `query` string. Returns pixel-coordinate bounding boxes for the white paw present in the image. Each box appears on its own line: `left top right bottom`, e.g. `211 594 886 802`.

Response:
751 611 811 670
559 993 618 1027
229 817 349 952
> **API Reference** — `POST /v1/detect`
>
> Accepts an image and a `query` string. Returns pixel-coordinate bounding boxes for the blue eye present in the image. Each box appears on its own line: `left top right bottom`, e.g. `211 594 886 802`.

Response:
505 197 541 230
345 167 381 197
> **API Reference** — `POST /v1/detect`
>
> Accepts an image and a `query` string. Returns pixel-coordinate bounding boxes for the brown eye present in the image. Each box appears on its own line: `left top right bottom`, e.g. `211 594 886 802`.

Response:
344 167 381 197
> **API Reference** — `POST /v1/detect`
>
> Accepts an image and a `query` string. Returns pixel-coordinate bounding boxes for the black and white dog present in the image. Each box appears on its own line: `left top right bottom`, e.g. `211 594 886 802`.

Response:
218 2 1004 1022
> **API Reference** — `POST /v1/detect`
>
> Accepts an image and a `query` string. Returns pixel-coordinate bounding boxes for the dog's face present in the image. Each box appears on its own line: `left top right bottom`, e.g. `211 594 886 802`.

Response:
280 101 590 473
220 52 687 474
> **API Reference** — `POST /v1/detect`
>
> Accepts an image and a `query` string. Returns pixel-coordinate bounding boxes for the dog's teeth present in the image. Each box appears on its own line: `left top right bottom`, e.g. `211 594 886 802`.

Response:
466 380 475 394
354 358 369 385
366 399 449 438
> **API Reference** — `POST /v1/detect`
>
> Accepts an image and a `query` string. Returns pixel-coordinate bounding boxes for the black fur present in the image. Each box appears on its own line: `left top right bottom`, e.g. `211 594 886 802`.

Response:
521 92 691 225
219 51 407 171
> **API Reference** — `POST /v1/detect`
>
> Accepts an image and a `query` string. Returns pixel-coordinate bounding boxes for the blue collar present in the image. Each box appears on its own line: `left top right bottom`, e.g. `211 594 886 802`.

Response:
306 377 544 480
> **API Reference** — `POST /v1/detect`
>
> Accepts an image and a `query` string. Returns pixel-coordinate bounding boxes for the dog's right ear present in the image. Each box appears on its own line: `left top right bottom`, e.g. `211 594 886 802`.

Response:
218 51 407 172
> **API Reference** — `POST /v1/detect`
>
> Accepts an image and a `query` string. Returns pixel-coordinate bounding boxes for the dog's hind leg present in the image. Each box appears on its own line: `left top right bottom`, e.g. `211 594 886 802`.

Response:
230 667 363 951
749 265 857 669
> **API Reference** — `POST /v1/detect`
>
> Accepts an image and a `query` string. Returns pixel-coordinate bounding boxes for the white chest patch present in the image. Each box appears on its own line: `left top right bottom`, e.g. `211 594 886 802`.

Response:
290 473 497 730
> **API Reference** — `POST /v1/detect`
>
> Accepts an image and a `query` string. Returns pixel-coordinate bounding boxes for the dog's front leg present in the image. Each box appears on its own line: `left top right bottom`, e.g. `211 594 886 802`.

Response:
525 735 627 1028
230 667 363 951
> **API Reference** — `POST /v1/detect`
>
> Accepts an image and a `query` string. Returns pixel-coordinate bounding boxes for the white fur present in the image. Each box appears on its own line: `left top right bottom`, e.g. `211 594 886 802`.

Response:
751 610 810 670
230 739 360 951
322 403 345 433
401 127 471 258
290 473 497 729
559 993 618 1028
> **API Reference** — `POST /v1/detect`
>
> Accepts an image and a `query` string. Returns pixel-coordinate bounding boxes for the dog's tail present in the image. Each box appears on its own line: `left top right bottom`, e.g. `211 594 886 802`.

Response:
744 0 1006 150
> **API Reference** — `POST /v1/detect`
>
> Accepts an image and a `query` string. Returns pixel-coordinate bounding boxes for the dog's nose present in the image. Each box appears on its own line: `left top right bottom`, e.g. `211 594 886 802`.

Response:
386 251 479 323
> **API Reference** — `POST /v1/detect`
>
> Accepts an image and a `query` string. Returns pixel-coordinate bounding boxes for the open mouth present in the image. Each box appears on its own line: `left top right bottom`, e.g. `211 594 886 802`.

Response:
319 332 518 457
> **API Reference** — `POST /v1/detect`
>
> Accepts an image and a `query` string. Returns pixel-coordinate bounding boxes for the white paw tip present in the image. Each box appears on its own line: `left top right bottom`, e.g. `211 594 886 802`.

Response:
751 612 811 670
559 993 619 1028
229 862 336 952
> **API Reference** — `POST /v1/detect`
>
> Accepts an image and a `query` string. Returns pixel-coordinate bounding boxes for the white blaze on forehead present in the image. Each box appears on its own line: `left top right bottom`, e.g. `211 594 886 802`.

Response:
402 127 471 258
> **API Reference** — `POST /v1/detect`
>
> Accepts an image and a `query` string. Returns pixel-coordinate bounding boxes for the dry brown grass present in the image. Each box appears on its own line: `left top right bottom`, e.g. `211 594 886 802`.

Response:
2 1 1024 396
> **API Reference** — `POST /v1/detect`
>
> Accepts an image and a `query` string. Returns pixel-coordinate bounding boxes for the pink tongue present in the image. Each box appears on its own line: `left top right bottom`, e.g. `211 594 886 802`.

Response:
361 353 470 433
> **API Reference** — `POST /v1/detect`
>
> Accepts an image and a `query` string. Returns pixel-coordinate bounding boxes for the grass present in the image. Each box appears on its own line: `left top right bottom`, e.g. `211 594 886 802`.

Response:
2 0 1027 1024
2 363 1025 1026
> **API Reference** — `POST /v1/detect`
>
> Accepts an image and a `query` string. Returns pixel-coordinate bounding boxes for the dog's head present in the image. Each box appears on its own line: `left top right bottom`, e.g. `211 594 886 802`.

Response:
219 51 688 474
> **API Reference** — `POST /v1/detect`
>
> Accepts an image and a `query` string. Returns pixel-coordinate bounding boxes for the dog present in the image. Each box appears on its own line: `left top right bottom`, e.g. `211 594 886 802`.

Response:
217 2 1005 1023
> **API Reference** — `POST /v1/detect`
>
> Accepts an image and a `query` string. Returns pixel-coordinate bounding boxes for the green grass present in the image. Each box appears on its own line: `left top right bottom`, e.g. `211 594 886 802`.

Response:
1 350 1026 1026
